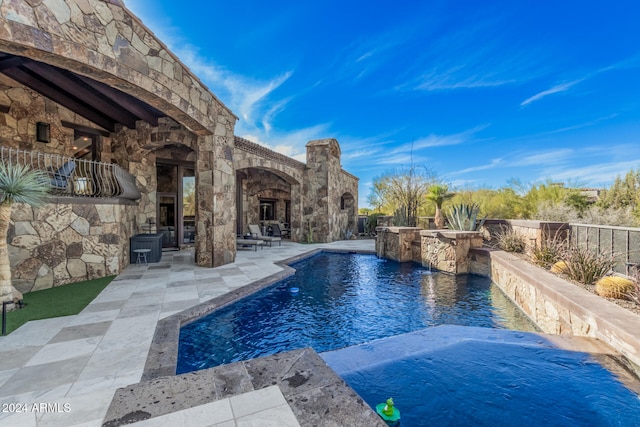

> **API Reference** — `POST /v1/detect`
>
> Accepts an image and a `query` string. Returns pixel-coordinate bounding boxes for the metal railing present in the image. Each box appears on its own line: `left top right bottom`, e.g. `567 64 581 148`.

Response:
570 223 640 275
0 146 140 200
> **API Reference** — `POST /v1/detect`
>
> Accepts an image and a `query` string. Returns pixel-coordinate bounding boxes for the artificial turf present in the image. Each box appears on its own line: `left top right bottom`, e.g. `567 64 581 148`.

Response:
3 275 114 335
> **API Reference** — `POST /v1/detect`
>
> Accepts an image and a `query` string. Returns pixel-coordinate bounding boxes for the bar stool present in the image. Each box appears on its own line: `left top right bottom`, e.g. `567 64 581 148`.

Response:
133 248 151 264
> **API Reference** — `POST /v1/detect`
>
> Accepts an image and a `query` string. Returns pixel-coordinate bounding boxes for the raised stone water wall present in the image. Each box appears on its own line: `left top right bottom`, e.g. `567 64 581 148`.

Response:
374 227 421 262
375 227 483 274
420 230 483 274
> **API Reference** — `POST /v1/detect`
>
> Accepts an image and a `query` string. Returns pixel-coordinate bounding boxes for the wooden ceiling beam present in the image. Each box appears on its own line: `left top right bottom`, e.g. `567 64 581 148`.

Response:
78 76 162 127
25 62 138 129
0 55 29 71
2 67 116 132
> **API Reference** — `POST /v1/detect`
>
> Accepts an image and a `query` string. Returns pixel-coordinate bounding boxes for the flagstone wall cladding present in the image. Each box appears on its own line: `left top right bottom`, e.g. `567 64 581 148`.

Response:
0 78 114 159
303 139 359 243
375 228 483 274
0 1 359 290
420 230 483 274
0 0 231 134
0 0 238 269
8 200 135 293
374 227 420 262
233 137 358 244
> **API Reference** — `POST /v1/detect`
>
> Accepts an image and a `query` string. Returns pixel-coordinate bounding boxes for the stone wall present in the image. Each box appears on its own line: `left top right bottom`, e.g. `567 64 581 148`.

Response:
420 230 483 274
303 139 358 243
9 199 135 293
483 219 569 255
374 227 421 262
474 248 640 374
0 0 239 269
0 76 113 156
234 137 304 241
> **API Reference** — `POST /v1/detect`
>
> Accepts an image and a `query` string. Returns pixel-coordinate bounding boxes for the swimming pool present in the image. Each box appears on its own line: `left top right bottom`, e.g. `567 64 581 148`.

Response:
177 252 537 374
322 326 640 426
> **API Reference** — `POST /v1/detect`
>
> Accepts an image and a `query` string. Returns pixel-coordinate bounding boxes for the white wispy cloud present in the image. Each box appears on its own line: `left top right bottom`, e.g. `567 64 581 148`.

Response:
541 160 640 186
520 52 640 107
510 149 574 167
177 45 293 128
121 2 297 141
405 19 549 92
520 79 583 106
447 158 503 176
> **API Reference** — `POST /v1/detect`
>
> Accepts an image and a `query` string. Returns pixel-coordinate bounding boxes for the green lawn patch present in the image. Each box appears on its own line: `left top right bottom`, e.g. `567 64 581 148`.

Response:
3 276 115 335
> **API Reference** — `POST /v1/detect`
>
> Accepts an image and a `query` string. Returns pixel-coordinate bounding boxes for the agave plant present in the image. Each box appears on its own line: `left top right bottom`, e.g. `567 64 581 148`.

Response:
446 203 487 231
0 163 50 303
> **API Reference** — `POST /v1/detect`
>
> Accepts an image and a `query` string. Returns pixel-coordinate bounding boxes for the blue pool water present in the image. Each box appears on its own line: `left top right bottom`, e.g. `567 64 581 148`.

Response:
177 252 535 373
322 326 640 427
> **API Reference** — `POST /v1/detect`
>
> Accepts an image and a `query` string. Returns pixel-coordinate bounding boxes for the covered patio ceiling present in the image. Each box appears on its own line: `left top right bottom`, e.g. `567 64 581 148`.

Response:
0 52 167 132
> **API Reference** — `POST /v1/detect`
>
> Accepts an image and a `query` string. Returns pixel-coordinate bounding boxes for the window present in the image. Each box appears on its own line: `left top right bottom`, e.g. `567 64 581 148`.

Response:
73 131 97 160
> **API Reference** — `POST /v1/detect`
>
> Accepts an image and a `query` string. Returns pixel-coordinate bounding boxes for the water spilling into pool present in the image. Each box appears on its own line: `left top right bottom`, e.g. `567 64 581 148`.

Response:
177 252 536 373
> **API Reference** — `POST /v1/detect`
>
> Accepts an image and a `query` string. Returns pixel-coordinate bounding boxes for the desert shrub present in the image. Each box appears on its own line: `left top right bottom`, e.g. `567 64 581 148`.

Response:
494 226 526 253
536 202 638 227
532 234 567 269
627 266 640 306
595 276 634 299
561 246 615 286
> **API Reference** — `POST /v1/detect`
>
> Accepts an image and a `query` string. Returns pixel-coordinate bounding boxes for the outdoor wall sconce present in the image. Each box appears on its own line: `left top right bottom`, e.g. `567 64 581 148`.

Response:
36 122 50 143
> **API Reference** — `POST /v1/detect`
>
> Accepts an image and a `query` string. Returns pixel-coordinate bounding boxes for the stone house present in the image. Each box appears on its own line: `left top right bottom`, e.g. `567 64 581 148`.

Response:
0 0 357 295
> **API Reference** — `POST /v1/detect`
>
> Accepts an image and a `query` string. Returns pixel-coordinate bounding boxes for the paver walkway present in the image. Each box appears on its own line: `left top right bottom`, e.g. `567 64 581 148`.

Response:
0 240 375 426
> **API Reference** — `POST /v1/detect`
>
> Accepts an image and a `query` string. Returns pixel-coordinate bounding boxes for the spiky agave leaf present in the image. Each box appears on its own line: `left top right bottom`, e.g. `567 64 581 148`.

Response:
0 162 50 207
447 203 486 231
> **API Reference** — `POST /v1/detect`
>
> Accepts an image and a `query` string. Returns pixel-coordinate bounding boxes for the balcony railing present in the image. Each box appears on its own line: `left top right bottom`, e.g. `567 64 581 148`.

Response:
0 146 141 200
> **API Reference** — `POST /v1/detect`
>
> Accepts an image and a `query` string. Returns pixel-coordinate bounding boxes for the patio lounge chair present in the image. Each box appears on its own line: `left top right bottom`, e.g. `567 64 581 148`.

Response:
248 224 282 247
236 235 265 251
270 223 289 238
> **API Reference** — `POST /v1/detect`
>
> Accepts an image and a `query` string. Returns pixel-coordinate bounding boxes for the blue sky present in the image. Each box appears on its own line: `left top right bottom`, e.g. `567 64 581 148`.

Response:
125 0 640 207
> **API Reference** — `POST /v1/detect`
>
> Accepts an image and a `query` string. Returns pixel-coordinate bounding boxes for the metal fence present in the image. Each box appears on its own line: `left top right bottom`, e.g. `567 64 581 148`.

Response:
570 223 640 275
0 146 140 200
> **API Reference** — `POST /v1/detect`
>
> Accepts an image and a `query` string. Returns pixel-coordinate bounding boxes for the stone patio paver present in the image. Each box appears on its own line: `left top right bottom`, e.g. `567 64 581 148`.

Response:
0 240 375 426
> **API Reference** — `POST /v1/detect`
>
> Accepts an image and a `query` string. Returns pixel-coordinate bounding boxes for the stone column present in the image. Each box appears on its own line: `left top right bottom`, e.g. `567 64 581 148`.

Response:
195 135 215 267
289 183 303 242
195 109 236 267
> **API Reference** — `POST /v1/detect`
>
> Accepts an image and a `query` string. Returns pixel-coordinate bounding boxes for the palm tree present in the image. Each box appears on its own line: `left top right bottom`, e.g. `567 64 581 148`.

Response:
426 185 454 229
0 163 50 303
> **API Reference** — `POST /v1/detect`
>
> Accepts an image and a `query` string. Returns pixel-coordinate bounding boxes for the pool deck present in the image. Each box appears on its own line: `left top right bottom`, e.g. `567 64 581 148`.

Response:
0 239 379 427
